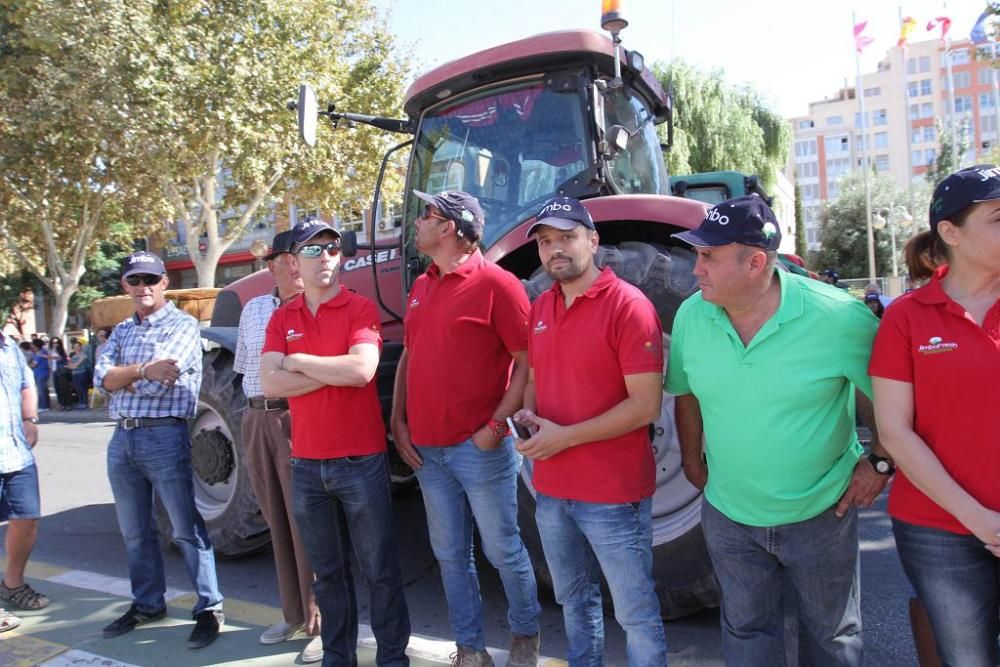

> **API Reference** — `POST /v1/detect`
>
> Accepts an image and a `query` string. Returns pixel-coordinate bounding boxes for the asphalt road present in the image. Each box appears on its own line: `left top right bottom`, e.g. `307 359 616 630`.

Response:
8 412 918 666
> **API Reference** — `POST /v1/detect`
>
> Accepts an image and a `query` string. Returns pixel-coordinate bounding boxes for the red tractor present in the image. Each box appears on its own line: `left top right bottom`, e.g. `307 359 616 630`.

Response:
187 8 720 618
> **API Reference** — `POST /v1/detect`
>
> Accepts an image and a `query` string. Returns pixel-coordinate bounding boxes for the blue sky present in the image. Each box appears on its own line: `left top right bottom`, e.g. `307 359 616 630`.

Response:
371 0 986 118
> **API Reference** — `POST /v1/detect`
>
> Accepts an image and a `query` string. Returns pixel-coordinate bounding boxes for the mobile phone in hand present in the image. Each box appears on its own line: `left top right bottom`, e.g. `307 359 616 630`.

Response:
506 417 532 440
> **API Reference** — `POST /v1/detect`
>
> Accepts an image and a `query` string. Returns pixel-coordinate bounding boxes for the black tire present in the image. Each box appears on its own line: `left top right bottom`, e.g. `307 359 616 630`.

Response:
155 348 270 558
517 242 719 620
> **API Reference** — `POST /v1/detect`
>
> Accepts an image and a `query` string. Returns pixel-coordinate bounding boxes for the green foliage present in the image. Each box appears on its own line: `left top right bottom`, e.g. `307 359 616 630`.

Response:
793 184 807 259
817 171 931 279
926 118 972 185
653 60 791 192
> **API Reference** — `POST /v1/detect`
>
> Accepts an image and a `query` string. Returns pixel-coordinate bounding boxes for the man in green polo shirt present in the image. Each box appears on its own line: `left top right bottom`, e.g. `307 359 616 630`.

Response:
665 195 893 667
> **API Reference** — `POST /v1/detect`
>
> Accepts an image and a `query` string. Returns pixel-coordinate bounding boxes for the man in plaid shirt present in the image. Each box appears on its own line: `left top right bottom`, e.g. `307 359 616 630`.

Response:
94 251 224 649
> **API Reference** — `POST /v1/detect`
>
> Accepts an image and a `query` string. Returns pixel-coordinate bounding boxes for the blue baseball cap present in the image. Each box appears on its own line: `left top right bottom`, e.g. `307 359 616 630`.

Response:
526 196 596 237
292 218 341 246
929 164 1000 231
672 194 781 251
121 251 166 278
413 190 485 242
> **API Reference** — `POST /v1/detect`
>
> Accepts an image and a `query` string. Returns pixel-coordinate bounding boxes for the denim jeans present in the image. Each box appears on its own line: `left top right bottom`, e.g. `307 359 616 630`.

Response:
291 453 410 667
414 438 540 650
106 422 222 617
701 501 861 667
893 518 1000 667
535 493 668 667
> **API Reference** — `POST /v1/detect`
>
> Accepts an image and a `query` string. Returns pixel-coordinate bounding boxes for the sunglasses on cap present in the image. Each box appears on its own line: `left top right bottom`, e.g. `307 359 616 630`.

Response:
125 274 163 286
295 240 342 258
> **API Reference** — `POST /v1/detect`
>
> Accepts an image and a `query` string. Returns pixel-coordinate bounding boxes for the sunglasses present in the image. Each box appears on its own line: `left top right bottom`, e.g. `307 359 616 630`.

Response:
421 205 450 222
295 240 342 258
125 274 163 286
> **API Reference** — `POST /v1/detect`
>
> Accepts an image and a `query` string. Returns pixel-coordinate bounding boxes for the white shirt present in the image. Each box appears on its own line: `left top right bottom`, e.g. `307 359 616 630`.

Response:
234 292 280 398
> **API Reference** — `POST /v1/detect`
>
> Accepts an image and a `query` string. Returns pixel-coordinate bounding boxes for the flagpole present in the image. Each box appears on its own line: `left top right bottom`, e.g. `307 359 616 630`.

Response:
899 7 916 232
854 11 877 281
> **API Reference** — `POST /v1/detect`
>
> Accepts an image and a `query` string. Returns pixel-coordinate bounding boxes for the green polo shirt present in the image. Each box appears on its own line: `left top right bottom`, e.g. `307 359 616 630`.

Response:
665 269 879 526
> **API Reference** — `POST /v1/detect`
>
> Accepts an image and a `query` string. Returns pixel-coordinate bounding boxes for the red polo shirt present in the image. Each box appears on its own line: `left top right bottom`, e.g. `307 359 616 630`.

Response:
529 267 664 503
262 288 386 459
404 249 529 445
869 266 1000 534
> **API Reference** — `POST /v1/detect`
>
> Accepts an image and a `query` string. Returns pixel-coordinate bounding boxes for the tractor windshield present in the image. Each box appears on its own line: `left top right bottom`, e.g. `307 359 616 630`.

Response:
407 78 592 249
602 86 671 196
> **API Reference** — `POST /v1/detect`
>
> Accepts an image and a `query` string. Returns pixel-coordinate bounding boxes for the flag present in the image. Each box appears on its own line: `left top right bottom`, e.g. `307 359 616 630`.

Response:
897 16 917 47
926 16 952 43
970 10 991 44
854 20 874 53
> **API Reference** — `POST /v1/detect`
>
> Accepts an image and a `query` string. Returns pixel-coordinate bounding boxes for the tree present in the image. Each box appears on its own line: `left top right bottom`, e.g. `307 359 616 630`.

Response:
131 0 408 287
793 184 808 259
653 60 791 192
0 0 158 335
926 117 971 184
817 171 931 279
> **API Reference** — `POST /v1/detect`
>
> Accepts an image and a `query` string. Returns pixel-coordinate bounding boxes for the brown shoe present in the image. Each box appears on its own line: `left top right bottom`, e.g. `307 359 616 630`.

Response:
507 633 539 667
451 646 495 667
0 581 49 610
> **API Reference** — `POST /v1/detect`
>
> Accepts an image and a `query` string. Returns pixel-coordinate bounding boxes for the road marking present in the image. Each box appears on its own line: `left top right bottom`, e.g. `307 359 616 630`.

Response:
0 633 68 667
40 649 142 667
1 557 568 666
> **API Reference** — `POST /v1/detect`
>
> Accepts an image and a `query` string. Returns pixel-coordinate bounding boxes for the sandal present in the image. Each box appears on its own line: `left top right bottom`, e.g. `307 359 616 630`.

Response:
0 581 50 610
0 608 21 632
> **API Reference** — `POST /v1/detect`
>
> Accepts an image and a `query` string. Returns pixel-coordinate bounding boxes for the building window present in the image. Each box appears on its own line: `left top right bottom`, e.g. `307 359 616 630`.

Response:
981 93 997 110
923 125 936 142
806 227 820 245
795 161 818 179
854 112 867 128
827 181 840 199
981 69 997 86
944 71 972 89
875 154 890 171
827 115 844 126
983 114 998 135
919 56 931 72
797 119 814 129
955 96 973 114
909 103 932 120
874 132 888 149
873 109 888 126
920 79 932 96
794 139 817 158
907 81 918 98
863 87 881 97
824 135 850 154
944 49 970 66
911 128 921 144
801 183 821 201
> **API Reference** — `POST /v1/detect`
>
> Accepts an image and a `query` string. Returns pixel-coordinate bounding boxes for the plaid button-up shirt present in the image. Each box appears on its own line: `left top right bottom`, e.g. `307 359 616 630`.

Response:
0 334 35 474
94 301 202 419
234 292 280 398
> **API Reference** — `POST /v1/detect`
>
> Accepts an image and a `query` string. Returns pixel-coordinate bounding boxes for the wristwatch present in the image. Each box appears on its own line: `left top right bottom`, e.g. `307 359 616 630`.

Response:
22 416 39 424
868 452 895 476
488 418 510 438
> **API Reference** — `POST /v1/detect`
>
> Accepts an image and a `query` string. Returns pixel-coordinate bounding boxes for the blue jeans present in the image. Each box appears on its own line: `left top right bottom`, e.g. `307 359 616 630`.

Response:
291 453 410 667
106 422 222 617
414 438 540 650
535 494 668 667
701 501 862 667
33 370 49 410
893 518 1000 667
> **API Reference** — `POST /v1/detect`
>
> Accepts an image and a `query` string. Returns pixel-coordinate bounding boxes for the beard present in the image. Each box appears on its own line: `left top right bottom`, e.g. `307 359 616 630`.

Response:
544 255 587 283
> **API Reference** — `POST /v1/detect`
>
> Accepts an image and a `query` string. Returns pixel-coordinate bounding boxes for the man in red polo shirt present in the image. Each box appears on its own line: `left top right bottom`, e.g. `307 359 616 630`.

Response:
513 197 668 666
390 190 540 667
261 220 410 667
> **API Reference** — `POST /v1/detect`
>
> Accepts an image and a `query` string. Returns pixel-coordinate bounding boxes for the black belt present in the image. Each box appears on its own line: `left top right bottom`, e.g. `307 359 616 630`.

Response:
119 416 187 430
248 397 289 411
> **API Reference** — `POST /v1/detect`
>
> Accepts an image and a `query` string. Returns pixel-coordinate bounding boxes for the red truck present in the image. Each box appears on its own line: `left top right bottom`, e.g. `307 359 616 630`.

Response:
187 8 719 618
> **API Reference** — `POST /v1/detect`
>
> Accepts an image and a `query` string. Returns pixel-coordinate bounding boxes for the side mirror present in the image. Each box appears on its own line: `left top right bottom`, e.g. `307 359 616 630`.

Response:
339 230 358 257
297 84 318 147
606 125 630 154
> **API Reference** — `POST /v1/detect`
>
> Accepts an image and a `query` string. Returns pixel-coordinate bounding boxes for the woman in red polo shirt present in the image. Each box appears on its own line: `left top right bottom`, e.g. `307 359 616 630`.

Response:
870 164 1000 666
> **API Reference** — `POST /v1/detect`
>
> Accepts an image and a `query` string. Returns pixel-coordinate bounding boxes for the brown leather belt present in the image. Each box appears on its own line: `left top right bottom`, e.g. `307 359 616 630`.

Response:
248 396 289 411
119 416 187 430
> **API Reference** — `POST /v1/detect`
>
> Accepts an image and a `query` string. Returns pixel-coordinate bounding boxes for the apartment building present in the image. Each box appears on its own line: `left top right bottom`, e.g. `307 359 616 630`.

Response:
789 37 999 249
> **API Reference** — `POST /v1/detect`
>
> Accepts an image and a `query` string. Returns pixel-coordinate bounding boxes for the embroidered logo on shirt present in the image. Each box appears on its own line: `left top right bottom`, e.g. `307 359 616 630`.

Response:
533 320 547 334
286 329 305 343
643 340 657 353
918 336 958 355
410 297 420 307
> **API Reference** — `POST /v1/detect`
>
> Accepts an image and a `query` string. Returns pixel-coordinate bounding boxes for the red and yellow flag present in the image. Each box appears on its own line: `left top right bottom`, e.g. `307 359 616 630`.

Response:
897 16 917 47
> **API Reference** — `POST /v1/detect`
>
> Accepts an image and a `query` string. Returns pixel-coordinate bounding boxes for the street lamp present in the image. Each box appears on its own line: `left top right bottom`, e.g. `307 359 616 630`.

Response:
872 204 913 278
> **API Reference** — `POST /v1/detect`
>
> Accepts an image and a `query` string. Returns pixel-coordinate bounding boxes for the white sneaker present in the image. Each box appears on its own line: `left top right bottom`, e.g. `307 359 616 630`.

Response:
301 635 323 663
259 620 303 644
